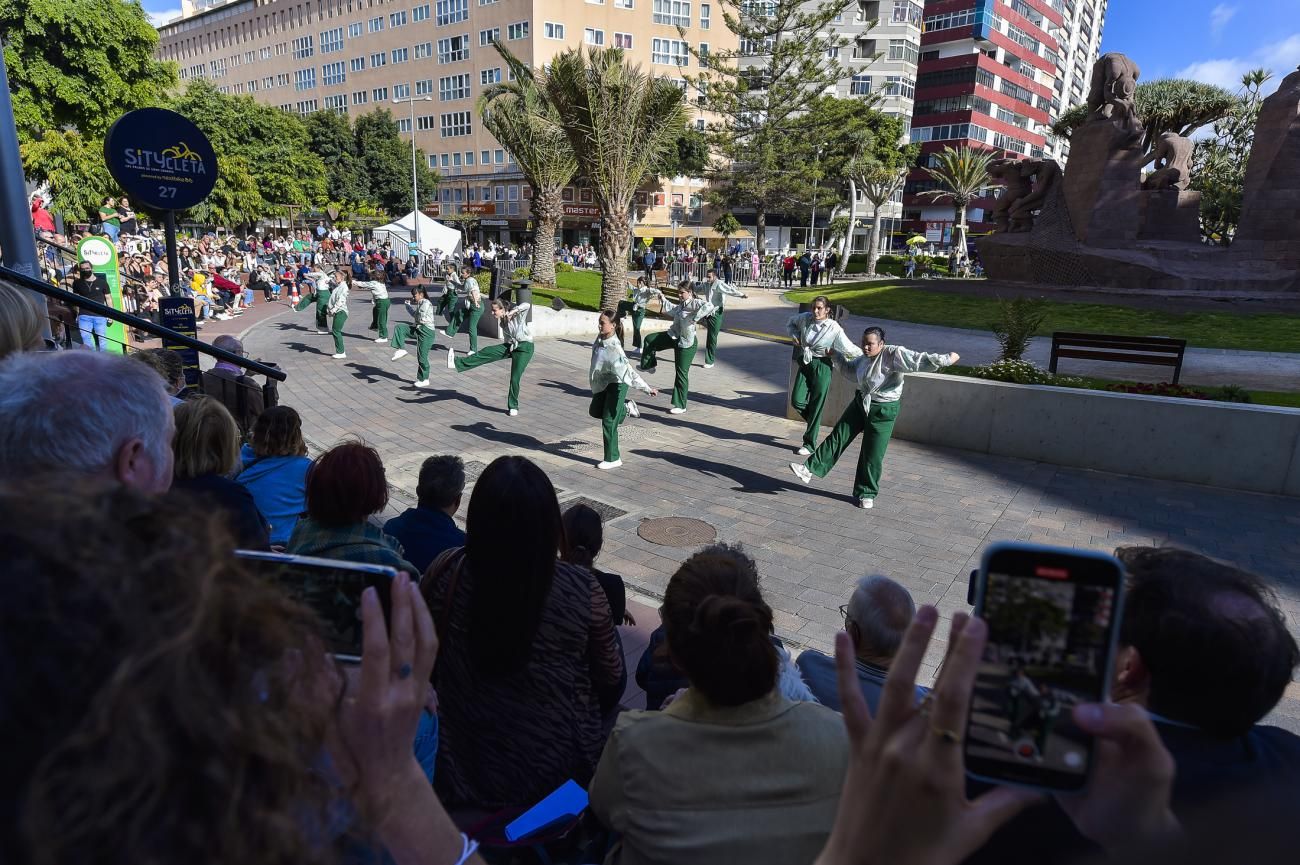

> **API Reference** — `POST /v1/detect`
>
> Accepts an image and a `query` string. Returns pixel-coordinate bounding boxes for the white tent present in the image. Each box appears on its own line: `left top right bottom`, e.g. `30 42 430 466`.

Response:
373 211 462 258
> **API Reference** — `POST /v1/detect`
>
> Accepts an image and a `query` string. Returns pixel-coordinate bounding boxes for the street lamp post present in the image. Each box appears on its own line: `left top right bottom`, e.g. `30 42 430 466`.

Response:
392 95 433 260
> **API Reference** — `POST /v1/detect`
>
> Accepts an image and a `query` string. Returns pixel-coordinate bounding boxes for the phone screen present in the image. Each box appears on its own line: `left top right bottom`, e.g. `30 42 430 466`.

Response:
236 551 396 661
965 543 1124 791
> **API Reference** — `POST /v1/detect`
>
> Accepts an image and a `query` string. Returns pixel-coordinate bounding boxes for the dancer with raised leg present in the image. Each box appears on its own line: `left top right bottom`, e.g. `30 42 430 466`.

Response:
788 296 861 456
446 270 483 354
637 281 714 415
294 268 332 333
615 275 662 353
358 267 391 343
590 309 658 471
448 296 534 416
789 326 958 509
701 268 747 368
390 284 438 387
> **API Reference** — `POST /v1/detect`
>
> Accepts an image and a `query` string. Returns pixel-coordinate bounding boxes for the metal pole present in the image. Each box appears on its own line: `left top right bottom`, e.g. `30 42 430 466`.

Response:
0 44 46 334
164 210 182 296
808 176 818 252
409 97 419 257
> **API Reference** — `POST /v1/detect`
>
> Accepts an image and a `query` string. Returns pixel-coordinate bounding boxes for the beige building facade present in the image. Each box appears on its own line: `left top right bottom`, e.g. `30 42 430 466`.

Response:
156 0 738 249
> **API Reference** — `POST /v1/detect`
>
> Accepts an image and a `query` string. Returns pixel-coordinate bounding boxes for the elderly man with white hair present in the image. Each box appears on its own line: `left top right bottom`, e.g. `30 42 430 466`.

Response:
0 351 174 494
795 573 927 712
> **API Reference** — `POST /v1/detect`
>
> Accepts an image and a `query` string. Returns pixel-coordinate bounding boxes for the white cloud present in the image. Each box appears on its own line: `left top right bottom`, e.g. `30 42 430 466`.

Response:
1176 32 1300 94
1209 4 1238 40
147 8 182 27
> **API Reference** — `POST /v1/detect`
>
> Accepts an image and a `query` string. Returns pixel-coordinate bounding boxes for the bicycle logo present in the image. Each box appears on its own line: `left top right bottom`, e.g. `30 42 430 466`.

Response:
161 142 203 162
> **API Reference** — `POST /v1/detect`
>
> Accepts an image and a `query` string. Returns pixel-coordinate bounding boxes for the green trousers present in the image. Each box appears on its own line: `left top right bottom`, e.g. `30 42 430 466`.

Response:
806 395 900 500
436 289 454 321
295 290 329 329
390 322 436 380
369 298 391 338
447 304 483 352
639 331 695 410
616 302 646 348
331 310 348 355
791 355 834 449
704 308 724 364
455 341 534 410
294 292 314 311
590 383 629 462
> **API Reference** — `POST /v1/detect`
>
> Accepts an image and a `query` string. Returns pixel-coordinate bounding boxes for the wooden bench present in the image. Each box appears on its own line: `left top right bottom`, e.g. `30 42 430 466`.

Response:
1048 332 1187 384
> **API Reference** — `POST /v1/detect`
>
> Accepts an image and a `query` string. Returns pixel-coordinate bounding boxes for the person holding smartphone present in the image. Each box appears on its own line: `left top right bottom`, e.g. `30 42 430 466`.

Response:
789 325 958 509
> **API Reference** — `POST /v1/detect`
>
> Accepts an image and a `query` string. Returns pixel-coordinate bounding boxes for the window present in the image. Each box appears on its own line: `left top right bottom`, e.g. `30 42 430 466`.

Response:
372 86 389 101
429 155 439 169
562 187 575 201
992 132 1028 154
370 52 387 67
465 151 475 165
480 0 499 4
292 35 314 58
883 75 915 100
294 67 316 90
414 42 433 59
849 74 871 95
921 8 976 32
507 21 528 39
324 94 348 115
296 99 319 114
481 67 502 85
394 83 411 99
893 0 924 27
391 47 409 63
479 27 499 45
347 22 362 38
417 115 437 130
435 0 468 25
353 90 369 105
397 117 412 133
321 27 344 53
261 46 273 59
413 4 431 23
322 61 346 85
437 34 469 63
389 10 407 27
495 150 505 164
350 56 366 72
544 22 565 39
615 0 633 7
508 185 520 201
653 0 690 27
614 32 633 49
416 78 434 95
584 28 604 45
439 73 470 100
888 39 919 65
441 111 472 137
368 16 384 32
651 38 689 66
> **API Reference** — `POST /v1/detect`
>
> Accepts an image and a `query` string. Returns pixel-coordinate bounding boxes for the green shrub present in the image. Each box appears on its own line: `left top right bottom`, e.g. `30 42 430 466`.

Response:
512 266 530 279
472 271 492 293
991 296 1049 361
555 261 575 273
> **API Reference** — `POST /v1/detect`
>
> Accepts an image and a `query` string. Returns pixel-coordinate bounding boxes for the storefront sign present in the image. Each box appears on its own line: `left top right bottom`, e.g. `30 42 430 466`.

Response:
159 297 201 389
562 204 601 218
76 236 126 355
422 203 441 216
480 219 509 226
104 108 218 210
464 203 496 214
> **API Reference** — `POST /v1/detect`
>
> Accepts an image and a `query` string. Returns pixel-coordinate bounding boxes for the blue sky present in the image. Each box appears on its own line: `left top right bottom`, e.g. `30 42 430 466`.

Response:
140 0 1300 94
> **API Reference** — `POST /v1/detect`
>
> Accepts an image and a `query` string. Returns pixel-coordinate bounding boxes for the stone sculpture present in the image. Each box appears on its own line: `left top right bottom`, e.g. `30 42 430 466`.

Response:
987 158 1029 234
1086 53 1143 142
1007 158 1062 232
1141 132 1193 191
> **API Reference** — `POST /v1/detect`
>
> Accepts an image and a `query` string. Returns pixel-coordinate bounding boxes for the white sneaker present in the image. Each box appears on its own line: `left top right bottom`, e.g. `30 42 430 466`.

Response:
331 353 347 359
669 406 686 415
796 446 812 456
315 329 328 334
597 459 623 470
625 400 640 418
467 350 475 356
446 348 456 369
439 328 449 337
215 313 232 320
789 462 813 484
703 362 714 369
391 348 408 361
414 379 430 387
508 408 518 416
374 337 388 343
857 497 874 510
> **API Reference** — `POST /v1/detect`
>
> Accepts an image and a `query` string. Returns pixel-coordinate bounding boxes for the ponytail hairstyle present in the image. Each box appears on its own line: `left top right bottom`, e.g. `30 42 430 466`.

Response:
411 284 427 301
560 503 603 570
599 308 625 344
661 544 778 707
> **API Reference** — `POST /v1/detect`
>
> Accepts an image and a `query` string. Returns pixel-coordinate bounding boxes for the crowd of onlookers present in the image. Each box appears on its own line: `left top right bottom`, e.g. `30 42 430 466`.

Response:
2 277 1300 865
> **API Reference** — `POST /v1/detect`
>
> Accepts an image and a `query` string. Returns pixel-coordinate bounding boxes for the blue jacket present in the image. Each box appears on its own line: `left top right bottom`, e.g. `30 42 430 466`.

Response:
383 506 466 576
795 648 927 715
236 444 312 546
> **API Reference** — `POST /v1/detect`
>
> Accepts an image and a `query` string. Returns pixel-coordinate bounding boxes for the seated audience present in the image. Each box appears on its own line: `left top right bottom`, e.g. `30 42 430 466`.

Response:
202 334 265 440
131 347 188 405
287 440 416 574
0 351 174 493
592 544 848 865
420 455 625 809
0 280 45 358
561 502 631 627
384 455 467 575
236 406 312 547
171 397 271 550
797 575 925 713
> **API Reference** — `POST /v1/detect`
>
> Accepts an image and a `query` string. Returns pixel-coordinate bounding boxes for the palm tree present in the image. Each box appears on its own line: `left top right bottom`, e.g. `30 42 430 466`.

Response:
540 47 689 310
477 42 577 287
918 145 995 254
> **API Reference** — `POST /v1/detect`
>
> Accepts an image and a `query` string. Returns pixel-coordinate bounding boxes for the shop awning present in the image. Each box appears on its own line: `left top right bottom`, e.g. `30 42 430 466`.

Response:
634 225 754 240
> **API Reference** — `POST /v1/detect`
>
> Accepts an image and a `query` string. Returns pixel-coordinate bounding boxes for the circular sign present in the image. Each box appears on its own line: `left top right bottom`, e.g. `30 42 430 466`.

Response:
79 236 115 267
104 108 219 211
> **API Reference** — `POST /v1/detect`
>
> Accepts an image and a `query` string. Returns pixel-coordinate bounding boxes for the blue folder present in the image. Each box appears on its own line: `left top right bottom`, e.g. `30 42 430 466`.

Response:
504 780 589 842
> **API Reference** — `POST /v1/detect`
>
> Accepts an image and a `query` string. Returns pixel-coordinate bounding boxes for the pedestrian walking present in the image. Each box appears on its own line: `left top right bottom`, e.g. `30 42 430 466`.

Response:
390 284 438 387
787 296 861 455
637 281 714 415
589 310 657 470
447 297 534 416
701 268 747 368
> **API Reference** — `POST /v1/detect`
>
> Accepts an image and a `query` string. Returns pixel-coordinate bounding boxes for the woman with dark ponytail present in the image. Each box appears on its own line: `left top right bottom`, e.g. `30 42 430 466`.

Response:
589 309 657 470
591 544 848 865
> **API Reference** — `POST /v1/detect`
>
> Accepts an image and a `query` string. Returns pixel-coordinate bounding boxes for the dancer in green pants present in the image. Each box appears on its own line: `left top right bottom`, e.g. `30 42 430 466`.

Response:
789 326 958 509
437 264 467 323
615 275 661 351
787 295 861 455
326 270 350 359
447 297 534 415
358 268 391 342
589 309 658 470
294 271 332 332
446 272 483 353
389 284 437 386
637 281 714 415
701 268 747 368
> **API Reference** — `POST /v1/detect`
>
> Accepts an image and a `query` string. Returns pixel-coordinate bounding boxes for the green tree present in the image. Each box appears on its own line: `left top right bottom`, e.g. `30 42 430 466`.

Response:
19 129 117 221
353 108 440 216
1192 69 1271 245
1 0 177 144
1051 78 1237 155
656 128 710 178
305 111 370 205
836 112 916 276
541 47 689 309
712 212 742 243
478 42 577 287
918 146 995 253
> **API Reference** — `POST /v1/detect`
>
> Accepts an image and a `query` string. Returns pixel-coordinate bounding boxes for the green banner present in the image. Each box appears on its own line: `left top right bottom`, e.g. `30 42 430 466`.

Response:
76 236 127 355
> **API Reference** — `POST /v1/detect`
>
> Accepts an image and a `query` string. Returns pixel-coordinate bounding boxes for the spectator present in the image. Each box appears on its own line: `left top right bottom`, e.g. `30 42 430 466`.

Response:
384 455 466 576
97 196 121 242
171 397 270 550
0 280 45 359
591 544 848 865
797 575 924 713
560 502 631 627
0 351 173 493
130 347 188 405
419 455 625 809
30 193 55 234
71 259 112 351
798 250 812 287
202 334 265 440
286 441 416 573
236 406 312 547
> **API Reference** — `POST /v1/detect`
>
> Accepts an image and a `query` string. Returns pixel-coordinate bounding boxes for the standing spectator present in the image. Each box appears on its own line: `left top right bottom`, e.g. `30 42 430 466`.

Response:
643 246 657 277
201 335 265 441
117 199 139 236
97 197 121 242
824 249 838 283
810 252 822 286
236 406 312 547
384 454 467 576
71 260 111 351
798 250 812 287
782 251 796 287
171 397 270 550
30 194 55 234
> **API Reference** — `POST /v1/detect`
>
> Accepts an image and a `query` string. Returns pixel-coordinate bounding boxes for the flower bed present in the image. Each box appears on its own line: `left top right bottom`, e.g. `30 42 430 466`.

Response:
950 360 1255 405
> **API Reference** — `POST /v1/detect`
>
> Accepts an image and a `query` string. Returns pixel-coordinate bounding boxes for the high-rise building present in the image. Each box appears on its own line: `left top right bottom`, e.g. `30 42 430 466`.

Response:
155 0 733 249
1041 0 1106 164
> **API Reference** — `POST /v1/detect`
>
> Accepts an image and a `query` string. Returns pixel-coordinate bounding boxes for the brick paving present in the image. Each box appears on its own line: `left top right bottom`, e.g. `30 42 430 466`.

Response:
241 289 1300 730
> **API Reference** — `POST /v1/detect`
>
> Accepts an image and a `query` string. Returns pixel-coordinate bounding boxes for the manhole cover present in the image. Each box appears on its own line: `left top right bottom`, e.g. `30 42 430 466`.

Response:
560 495 627 522
638 516 717 547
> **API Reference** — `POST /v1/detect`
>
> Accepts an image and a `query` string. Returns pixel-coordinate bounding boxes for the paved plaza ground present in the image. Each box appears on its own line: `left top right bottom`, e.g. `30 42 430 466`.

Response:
237 283 1300 730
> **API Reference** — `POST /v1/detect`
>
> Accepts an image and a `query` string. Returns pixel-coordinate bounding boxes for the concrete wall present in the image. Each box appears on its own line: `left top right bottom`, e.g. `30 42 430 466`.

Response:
787 363 1300 496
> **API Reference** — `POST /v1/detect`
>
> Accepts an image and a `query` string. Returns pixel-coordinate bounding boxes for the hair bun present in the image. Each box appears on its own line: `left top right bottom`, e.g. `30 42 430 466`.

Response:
690 594 765 639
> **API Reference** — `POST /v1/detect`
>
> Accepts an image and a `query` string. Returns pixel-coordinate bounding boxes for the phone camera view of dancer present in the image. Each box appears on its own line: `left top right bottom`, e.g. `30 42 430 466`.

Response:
448 296 534 416
637 280 714 415
787 296 861 456
589 310 658 470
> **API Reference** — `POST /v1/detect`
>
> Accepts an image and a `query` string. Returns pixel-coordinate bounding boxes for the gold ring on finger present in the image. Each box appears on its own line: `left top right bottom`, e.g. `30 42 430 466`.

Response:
931 725 962 745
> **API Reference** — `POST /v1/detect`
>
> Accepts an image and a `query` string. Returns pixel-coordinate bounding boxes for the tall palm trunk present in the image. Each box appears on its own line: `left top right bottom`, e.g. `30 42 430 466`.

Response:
599 205 631 310
529 186 562 286
866 205 884 277
755 210 768 253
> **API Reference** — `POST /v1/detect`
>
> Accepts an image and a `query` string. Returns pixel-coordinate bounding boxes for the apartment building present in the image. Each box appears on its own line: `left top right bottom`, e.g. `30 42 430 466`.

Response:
1040 0 1105 164
155 0 734 248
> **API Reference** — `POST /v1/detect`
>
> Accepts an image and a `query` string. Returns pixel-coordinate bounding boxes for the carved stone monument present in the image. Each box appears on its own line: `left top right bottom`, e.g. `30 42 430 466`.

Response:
987 158 1028 234
1233 66 1300 284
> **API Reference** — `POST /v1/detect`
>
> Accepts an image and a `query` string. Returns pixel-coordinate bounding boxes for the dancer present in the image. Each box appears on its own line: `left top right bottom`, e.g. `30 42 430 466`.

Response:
437 263 467 323
447 296 533 416
787 295 861 455
701 267 747 368
637 281 714 415
389 284 438 387
326 269 350 359
614 275 662 351
445 270 483 354
357 266 391 343
789 326 958 509
294 268 332 333
589 309 658 470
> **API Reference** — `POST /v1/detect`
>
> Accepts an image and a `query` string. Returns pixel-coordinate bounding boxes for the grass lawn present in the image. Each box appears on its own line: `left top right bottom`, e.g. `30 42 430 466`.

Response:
785 281 1300 353
527 269 604 311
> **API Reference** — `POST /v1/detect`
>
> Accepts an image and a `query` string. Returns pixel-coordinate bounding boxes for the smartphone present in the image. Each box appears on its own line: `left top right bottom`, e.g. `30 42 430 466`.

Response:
236 550 397 662
964 542 1125 791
